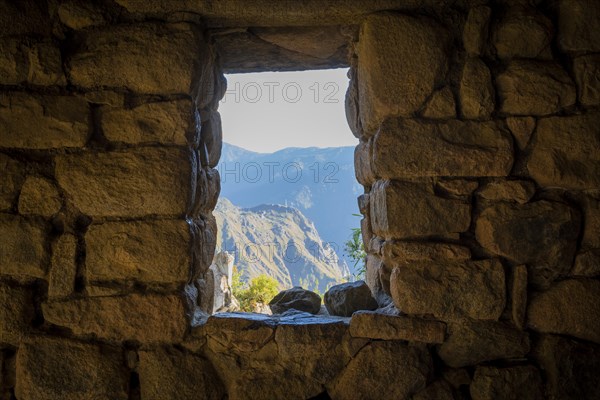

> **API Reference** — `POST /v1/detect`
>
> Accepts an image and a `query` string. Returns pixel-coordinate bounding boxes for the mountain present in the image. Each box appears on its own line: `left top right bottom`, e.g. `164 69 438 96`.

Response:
217 142 362 273
214 197 350 292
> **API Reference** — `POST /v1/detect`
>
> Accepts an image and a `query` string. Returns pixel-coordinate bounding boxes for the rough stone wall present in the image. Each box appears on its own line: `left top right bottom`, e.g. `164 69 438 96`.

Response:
1 1 599 400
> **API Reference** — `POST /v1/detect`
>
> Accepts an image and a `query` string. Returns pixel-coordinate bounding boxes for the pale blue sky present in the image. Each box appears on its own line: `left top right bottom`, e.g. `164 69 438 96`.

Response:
218 68 357 153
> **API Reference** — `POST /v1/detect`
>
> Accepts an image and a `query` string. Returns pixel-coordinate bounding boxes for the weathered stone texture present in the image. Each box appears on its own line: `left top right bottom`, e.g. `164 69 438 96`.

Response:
350 311 446 343
0 154 24 211
57 1 106 30
475 201 579 288
509 264 528 329
324 281 378 317
86 220 191 285
370 180 471 239
557 0 600 53
579 193 600 249
329 341 431 400
200 111 223 168
42 294 188 343
477 179 535 204
572 250 600 277
101 99 194 145
15 337 128 400
357 13 448 134
574 54 600 106
0 93 89 149
0 38 66 86
506 116 535 150
372 119 513 178
382 240 471 269
68 23 202 94
493 9 553 59
496 61 576 116
17 176 62 217
390 259 505 321
460 58 494 119
527 112 600 190
438 320 530 368
0 284 34 346
470 366 544 400
48 234 77 299
527 279 600 344
138 347 225 400
0 215 46 280
463 6 491 55
354 139 375 186
421 87 456 119
55 147 193 218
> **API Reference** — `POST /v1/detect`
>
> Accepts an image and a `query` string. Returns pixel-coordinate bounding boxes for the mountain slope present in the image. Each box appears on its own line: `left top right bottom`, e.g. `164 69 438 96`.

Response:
214 197 350 292
217 142 362 272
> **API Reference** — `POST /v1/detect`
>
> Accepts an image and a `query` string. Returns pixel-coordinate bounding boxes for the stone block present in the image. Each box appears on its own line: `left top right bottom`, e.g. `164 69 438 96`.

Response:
476 179 535 204
470 366 544 400
506 116 535 150
381 240 471 269
0 93 89 149
17 176 62 217
390 259 505 321
0 215 46 280
438 320 530 368
357 13 448 134
354 139 375 186
459 58 494 120
557 0 600 53
475 201 580 288
57 1 106 30
324 281 378 317
497 61 576 116
200 110 222 168
42 294 188 343
509 265 528 330
15 336 128 400
574 54 600 106
372 118 513 178
572 250 600 277
48 234 77 299
421 87 455 119
68 22 203 94
329 341 431 400
369 180 471 239
0 284 35 346
138 347 225 400
527 112 600 190
86 220 191 285
55 147 194 218
190 167 220 217
527 279 600 344
0 38 65 86
492 9 553 59
463 6 491 55
0 154 24 211
350 311 446 343
101 99 194 145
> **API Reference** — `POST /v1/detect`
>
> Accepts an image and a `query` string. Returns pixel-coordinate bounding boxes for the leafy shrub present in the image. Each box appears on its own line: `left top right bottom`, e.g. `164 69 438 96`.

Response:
232 268 280 312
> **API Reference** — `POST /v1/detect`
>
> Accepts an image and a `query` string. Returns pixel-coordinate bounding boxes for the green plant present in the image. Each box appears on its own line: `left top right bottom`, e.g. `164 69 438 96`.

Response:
232 270 280 312
344 214 366 280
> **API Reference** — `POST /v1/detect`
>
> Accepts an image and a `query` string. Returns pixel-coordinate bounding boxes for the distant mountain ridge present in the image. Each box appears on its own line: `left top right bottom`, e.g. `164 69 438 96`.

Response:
214 197 350 292
217 142 362 272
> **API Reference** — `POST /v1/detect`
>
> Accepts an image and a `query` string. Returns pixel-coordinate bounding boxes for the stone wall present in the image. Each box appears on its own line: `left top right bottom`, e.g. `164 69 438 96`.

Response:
1 0 599 399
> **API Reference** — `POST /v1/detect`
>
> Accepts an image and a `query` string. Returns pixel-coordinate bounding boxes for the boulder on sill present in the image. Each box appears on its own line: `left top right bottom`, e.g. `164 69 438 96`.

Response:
324 280 378 317
269 286 321 314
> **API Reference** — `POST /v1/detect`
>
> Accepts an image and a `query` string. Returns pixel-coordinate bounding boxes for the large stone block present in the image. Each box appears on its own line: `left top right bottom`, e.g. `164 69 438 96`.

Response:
86 220 191 285
475 201 580 288
497 61 576 116
557 0 600 53
532 334 600 399
42 294 188 343
372 119 513 178
17 176 62 217
369 180 471 239
0 93 89 149
459 58 494 120
527 279 600 344
462 6 491 56
470 366 544 400
421 87 456 119
390 259 505 321
329 341 431 400
357 13 448 134
438 320 530 368
350 311 446 343
190 167 220 217
0 215 46 280
574 54 600 106
101 99 194 145
0 154 24 211
0 284 35 346
492 9 553 59
0 38 65 86
527 112 600 190
354 139 375 186
68 23 202 94
48 234 77 299
381 240 471 269
138 347 225 400
55 147 194 218
15 336 128 400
